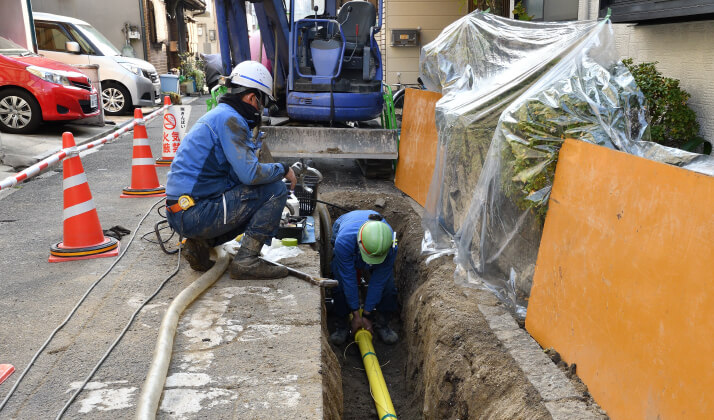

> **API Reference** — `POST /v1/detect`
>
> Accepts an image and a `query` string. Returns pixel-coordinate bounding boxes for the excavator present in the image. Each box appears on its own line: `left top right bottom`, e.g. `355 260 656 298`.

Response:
213 0 398 176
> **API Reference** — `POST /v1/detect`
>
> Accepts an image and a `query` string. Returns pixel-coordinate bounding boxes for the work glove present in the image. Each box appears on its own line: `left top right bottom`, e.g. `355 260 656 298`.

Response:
103 225 131 240
350 311 373 336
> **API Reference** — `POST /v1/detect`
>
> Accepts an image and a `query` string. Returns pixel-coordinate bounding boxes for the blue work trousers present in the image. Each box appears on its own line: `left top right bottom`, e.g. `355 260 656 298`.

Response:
331 266 399 319
167 180 288 246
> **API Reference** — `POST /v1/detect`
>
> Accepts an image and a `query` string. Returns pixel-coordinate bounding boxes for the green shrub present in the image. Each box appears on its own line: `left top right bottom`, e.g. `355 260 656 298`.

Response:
512 1 533 21
179 53 206 93
623 58 710 153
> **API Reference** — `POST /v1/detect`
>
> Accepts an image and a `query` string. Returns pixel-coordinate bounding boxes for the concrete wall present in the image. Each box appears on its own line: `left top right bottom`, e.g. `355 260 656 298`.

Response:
1 0 34 50
31 0 144 59
579 2 714 143
383 0 465 86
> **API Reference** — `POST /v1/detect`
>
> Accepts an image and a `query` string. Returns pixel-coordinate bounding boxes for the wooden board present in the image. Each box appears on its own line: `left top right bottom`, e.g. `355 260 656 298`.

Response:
526 139 714 420
394 88 442 206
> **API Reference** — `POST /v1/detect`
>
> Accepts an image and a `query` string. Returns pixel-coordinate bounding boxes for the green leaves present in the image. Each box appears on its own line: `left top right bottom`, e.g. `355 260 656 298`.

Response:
622 58 708 151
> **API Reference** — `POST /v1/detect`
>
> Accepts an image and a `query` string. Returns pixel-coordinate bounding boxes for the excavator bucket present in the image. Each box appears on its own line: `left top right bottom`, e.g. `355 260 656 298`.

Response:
262 126 398 160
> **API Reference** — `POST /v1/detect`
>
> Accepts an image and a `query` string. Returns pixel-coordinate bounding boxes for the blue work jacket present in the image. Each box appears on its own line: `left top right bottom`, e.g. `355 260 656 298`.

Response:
331 210 397 312
166 103 285 200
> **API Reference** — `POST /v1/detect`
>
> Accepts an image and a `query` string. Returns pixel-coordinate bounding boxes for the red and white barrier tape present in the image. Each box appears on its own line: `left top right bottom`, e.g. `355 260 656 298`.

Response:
0 105 168 191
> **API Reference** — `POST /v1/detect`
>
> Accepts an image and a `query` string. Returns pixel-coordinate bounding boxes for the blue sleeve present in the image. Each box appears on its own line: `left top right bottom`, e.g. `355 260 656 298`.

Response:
220 115 285 185
333 236 360 311
364 246 397 312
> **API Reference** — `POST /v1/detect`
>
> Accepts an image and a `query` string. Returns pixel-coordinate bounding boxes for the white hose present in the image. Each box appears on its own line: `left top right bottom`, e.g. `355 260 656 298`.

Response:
135 246 232 420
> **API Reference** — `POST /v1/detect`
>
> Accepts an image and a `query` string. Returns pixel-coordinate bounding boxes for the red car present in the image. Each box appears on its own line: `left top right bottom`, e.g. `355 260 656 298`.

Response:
0 35 99 134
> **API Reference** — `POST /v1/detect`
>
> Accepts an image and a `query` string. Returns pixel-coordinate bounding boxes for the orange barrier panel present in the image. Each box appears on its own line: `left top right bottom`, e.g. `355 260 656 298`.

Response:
394 88 442 206
526 139 714 420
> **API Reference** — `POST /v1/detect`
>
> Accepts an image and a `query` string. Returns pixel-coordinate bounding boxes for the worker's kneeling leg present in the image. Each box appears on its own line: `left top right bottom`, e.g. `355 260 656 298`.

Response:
374 277 399 344
230 180 289 280
241 180 289 244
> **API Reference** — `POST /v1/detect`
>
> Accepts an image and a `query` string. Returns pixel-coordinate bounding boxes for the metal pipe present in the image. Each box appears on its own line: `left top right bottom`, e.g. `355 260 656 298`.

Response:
138 0 149 61
135 247 232 420
260 258 338 288
354 329 397 420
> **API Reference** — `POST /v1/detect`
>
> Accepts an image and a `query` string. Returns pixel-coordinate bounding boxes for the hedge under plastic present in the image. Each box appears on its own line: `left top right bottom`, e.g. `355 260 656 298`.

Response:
420 11 714 319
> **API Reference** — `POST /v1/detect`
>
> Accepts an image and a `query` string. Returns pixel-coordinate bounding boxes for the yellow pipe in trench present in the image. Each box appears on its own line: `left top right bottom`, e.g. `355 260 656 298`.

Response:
354 329 397 420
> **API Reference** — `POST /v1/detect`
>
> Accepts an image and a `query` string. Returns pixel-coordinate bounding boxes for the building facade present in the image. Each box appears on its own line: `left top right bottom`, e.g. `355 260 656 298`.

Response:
31 0 206 75
579 0 714 144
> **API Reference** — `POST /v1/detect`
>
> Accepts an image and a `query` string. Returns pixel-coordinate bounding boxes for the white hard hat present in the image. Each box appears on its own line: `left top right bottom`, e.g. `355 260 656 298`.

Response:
229 60 275 104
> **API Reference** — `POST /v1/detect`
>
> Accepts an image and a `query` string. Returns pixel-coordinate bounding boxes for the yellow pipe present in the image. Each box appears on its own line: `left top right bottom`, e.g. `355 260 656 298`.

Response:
354 329 397 420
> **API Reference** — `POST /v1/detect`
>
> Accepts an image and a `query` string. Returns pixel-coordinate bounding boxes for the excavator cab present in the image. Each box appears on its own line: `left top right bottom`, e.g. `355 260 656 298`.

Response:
288 0 384 122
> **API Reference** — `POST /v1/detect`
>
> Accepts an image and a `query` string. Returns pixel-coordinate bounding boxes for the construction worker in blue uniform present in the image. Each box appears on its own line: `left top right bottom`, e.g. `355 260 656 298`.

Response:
329 210 399 345
165 61 297 279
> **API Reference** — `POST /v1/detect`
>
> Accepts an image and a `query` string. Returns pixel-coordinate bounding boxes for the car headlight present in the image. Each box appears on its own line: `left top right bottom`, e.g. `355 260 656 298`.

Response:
120 62 142 76
26 65 71 86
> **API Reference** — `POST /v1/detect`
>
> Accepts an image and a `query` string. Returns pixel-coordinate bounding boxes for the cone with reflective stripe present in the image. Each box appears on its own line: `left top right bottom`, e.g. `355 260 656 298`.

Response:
156 96 174 166
50 132 119 263
121 108 166 198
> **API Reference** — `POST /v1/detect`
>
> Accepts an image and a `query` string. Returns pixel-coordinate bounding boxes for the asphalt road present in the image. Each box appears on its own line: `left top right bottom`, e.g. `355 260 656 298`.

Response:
0 100 336 419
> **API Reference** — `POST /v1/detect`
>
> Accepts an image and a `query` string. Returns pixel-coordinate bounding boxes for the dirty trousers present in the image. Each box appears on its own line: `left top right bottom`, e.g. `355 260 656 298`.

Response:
166 180 288 246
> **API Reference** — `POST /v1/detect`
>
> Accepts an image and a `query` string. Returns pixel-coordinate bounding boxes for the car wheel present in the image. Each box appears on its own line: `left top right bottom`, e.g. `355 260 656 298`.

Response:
101 82 133 116
0 88 42 134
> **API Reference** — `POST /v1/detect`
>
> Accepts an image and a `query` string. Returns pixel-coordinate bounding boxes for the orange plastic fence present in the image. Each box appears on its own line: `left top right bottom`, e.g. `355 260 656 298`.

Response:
394 88 442 206
526 139 714 420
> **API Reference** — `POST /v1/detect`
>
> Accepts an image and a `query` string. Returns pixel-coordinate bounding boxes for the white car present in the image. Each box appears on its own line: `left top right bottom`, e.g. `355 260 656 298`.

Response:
33 12 161 115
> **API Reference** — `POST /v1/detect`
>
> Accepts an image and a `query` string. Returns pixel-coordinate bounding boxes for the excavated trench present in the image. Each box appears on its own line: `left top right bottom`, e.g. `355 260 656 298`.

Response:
317 190 599 419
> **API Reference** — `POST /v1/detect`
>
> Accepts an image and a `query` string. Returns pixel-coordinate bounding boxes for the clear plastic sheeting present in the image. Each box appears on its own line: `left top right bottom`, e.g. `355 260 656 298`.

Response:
420 11 714 320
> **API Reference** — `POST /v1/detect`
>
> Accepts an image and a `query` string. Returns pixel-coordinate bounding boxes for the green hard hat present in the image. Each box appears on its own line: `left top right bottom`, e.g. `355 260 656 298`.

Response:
357 220 393 265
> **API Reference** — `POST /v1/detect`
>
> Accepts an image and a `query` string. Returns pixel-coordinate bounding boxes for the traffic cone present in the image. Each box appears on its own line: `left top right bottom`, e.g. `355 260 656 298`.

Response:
156 96 174 166
121 108 166 198
50 132 119 263
0 364 14 386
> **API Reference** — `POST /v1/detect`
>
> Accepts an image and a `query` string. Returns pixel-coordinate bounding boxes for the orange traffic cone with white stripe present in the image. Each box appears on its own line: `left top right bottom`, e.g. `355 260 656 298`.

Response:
49 132 119 263
121 108 166 198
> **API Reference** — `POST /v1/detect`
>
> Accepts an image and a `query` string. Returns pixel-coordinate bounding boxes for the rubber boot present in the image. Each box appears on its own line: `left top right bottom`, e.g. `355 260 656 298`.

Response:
330 317 350 346
374 312 399 344
182 238 214 272
230 235 288 279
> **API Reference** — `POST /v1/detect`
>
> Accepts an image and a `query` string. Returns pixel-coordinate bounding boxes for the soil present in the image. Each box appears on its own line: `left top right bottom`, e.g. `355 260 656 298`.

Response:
310 160 602 419
319 189 552 419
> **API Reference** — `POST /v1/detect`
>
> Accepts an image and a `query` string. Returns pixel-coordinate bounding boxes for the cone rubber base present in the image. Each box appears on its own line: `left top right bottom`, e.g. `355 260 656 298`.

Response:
155 157 173 167
120 186 166 198
49 237 120 263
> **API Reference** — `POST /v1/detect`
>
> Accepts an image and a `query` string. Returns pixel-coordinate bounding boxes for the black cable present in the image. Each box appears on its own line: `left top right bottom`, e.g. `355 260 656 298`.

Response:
154 220 179 254
309 198 350 212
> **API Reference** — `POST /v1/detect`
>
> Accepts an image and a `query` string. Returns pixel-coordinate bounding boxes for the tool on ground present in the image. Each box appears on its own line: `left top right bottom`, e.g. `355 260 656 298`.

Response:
260 258 338 288
49 132 120 263
355 328 397 419
0 365 14 386
103 225 131 240
121 108 166 198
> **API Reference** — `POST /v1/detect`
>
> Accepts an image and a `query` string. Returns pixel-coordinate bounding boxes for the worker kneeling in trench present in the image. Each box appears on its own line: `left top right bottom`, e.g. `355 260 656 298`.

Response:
164 61 297 279
330 210 399 345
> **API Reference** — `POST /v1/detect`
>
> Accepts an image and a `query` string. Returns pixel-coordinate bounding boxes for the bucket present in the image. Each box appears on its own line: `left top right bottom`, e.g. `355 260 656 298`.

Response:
160 74 180 94
310 39 341 84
